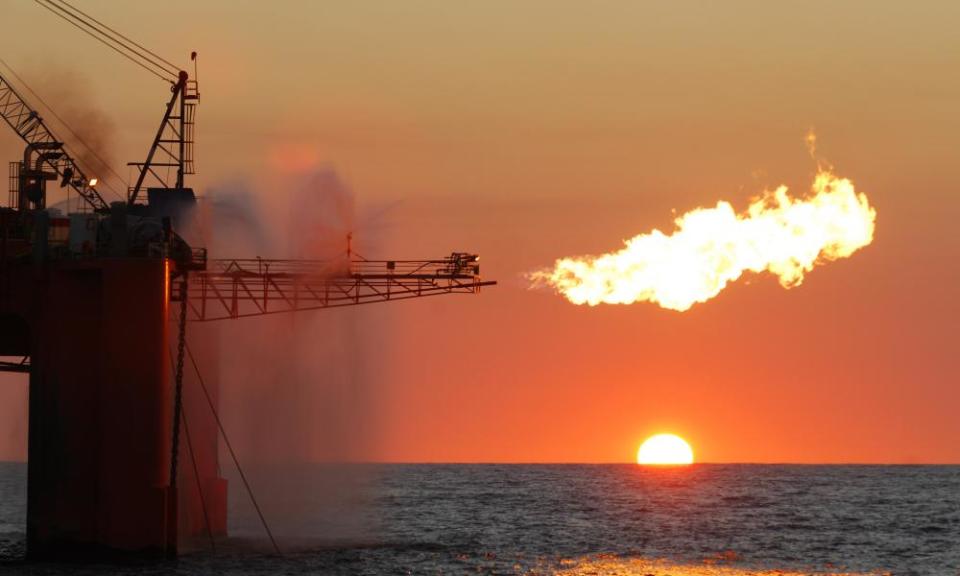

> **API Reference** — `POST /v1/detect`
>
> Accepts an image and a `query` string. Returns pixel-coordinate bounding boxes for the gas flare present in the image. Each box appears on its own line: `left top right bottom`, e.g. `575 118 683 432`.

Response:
530 169 876 311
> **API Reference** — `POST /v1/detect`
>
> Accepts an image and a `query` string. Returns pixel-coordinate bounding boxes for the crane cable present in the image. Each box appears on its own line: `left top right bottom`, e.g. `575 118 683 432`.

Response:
166 332 217 553
33 0 176 82
179 384 217 553
50 0 182 74
38 0 178 78
0 57 126 202
183 334 282 555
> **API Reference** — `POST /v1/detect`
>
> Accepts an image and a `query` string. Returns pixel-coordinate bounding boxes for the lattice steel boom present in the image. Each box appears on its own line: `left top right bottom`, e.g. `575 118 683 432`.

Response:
172 252 494 322
0 71 109 211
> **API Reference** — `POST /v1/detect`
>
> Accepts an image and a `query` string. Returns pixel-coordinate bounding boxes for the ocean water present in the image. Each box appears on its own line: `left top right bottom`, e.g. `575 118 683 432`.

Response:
1 463 958 575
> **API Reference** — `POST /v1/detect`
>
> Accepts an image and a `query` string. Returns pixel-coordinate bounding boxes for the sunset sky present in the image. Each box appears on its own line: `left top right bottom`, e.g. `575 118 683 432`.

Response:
0 1 957 463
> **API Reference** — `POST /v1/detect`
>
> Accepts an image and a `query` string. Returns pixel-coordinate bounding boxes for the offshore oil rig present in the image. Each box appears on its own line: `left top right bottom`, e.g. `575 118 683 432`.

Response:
0 1 493 559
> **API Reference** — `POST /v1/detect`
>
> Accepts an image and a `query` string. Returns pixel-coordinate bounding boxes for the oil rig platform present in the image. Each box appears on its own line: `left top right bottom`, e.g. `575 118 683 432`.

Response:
0 0 494 559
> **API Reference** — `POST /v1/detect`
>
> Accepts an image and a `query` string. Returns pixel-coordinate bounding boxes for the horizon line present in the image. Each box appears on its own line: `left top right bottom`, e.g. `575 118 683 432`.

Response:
3 460 958 466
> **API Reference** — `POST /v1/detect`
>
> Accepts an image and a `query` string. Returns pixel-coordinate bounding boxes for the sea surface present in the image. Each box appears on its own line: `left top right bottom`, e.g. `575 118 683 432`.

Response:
1 463 958 575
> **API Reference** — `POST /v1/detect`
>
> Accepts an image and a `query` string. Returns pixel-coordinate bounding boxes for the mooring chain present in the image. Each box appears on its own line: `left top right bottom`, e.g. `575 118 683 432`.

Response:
168 273 281 555
170 274 189 489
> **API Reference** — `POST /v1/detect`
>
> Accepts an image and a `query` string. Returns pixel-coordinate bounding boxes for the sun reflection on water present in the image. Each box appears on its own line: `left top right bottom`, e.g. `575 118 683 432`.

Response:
549 554 890 576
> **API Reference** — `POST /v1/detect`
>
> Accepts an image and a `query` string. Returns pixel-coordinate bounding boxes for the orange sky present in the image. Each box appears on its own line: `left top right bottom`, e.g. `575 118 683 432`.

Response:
0 1 958 463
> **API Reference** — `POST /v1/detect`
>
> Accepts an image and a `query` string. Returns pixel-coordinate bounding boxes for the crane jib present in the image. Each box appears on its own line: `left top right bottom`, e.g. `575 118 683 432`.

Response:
0 72 110 212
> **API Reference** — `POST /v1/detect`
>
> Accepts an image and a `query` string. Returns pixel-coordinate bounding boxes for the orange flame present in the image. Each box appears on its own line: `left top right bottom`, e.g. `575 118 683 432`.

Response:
530 169 876 312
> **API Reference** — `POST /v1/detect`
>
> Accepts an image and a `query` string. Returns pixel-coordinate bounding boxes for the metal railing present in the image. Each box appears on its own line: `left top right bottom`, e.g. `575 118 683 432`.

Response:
172 253 493 322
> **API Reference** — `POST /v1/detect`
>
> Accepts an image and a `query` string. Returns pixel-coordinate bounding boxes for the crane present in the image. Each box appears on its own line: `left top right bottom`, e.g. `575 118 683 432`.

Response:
128 68 198 205
0 71 109 212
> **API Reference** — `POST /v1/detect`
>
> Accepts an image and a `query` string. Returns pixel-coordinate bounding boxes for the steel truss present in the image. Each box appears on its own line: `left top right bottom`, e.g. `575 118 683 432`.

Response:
0 73 108 211
172 253 494 322
127 71 198 204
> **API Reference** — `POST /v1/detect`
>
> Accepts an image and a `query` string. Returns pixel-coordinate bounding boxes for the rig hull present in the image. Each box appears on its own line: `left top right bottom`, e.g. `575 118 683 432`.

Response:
0 257 225 558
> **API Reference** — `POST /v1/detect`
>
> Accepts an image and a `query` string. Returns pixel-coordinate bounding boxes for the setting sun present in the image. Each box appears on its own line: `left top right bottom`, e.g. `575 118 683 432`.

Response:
637 434 694 465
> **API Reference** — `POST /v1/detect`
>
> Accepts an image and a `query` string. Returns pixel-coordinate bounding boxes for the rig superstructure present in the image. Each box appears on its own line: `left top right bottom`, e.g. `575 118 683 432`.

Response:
0 1 493 559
